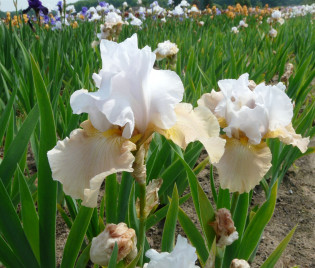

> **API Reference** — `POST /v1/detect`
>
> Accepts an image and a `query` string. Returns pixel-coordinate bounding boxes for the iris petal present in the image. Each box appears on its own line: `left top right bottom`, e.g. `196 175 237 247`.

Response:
47 120 136 207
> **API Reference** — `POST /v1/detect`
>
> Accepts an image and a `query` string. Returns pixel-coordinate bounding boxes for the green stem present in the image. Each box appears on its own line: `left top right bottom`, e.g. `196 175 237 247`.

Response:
215 246 225 268
230 192 239 217
137 182 147 267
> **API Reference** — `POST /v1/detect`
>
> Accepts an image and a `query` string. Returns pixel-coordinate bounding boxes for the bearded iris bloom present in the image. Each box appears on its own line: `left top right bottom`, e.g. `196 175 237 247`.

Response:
198 73 309 193
48 34 225 207
23 0 48 15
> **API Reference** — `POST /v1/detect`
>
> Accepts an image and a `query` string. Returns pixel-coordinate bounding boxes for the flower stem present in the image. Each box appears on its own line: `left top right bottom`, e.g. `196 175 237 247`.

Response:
230 192 239 217
137 182 147 266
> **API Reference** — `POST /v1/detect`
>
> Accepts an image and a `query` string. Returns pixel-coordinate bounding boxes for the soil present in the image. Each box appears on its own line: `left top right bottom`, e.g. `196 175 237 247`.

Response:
42 138 315 267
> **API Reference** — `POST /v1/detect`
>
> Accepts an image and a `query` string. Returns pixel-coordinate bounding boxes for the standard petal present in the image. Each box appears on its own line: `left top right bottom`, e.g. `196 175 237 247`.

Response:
70 34 184 139
215 137 272 193
254 82 293 131
149 69 184 130
158 103 226 163
264 124 310 153
197 90 224 116
70 89 112 132
47 120 136 207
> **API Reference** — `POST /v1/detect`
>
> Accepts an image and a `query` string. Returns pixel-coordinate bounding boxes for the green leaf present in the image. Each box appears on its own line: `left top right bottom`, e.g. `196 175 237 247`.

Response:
0 235 24 268
117 172 133 223
197 184 216 251
178 208 209 265
75 244 91 268
18 167 40 262
204 239 216 268
108 242 118 268
236 182 278 260
146 194 191 230
31 55 57 268
0 105 39 186
0 87 17 144
57 204 73 229
161 184 179 252
0 179 39 267
60 206 93 268
261 225 297 268
217 188 230 209
127 183 139 235
106 174 118 223
223 193 249 267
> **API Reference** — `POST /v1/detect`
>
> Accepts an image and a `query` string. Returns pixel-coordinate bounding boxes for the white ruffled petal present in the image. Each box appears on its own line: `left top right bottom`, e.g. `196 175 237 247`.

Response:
70 34 184 138
254 82 293 131
145 235 199 268
70 89 112 132
149 69 184 130
223 104 268 144
47 120 136 207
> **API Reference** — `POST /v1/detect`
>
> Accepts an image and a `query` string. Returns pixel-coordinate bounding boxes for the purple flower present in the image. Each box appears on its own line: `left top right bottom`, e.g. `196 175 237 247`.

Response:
216 8 221 15
99 1 107 7
57 1 63 13
43 15 49 24
82 6 88 14
24 0 48 15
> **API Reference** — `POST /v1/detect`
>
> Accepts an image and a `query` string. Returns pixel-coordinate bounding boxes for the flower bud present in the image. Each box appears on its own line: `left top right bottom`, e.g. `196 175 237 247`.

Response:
230 259 250 268
90 223 137 266
209 208 239 247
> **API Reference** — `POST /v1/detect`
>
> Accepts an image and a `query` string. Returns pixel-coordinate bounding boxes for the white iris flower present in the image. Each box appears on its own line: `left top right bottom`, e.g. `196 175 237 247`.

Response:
198 73 309 193
48 34 225 207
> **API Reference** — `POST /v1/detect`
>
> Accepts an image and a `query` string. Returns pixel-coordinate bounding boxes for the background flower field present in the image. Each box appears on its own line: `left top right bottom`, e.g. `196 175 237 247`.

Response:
0 3 314 268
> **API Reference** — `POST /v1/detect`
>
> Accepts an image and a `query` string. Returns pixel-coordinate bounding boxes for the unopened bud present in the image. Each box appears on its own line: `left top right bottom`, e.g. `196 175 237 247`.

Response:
230 259 250 268
281 63 294 83
90 223 137 266
209 208 239 247
248 80 257 91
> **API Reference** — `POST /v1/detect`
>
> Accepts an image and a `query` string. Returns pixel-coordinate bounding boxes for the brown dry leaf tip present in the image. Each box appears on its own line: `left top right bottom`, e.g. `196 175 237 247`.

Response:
136 178 163 218
230 259 250 268
90 223 137 266
281 63 294 83
248 80 257 91
209 208 239 247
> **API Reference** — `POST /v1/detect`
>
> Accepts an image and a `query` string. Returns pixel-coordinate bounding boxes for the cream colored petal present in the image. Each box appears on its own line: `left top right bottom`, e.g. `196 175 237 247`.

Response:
264 124 309 153
158 103 226 163
198 90 224 115
215 138 272 193
47 120 136 207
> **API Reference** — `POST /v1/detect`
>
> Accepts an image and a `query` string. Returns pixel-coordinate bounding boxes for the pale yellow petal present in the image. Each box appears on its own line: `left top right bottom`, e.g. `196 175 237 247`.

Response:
215 138 272 193
158 103 226 163
197 90 224 114
264 124 309 153
198 91 227 128
47 120 136 207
